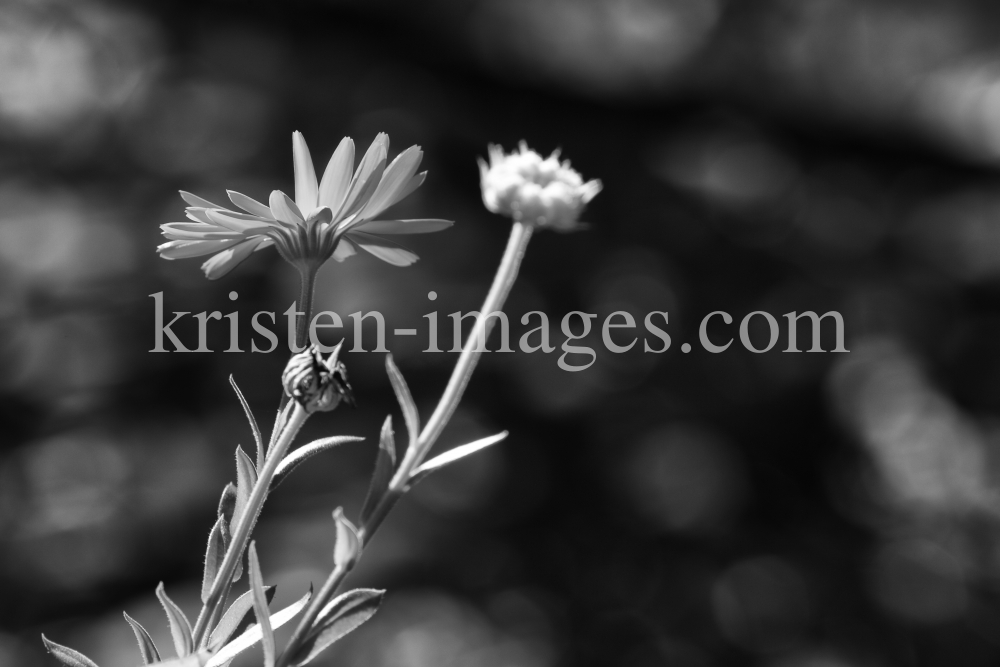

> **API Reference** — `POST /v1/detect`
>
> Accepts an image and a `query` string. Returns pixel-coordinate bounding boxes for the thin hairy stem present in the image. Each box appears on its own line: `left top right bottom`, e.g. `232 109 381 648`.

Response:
278 222 534 663
192 403 309 645
295 264 317 353
397 221 533 480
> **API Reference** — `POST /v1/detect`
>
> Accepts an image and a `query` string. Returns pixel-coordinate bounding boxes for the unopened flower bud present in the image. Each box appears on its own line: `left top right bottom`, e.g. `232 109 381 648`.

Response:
282 344 355 413
478 142 602 231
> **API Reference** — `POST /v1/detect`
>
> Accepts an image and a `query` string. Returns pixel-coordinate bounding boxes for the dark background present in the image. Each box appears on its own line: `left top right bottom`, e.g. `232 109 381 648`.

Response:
4 0 1000 665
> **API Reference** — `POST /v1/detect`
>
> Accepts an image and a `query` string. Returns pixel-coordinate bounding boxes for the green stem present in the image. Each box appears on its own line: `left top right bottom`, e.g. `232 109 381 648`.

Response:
279 264 318 412
192 403 309 645
277 221 534 665
396 221 533 481
295 263 318 353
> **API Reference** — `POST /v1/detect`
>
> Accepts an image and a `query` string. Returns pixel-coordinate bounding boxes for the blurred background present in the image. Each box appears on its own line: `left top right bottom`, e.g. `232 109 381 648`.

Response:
6 0 1000 665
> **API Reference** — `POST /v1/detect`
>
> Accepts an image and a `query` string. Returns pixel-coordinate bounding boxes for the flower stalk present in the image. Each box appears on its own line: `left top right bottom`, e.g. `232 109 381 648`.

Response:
193 401 308 645
293 262 319 353
277 220 535 665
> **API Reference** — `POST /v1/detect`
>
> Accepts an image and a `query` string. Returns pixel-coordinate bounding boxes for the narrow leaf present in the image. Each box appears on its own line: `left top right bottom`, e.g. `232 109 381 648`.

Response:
385 354 419 452
333 508 361 568
204 588 312 667
217 483 237 523
248 543 275 667
409 432 509 486
291 589 384 666
156 582 195 658
208 585 275 650
360 416 396 525
138 652 211 666
201 515 227 603
230 375 264 471
123 612 161 665
232 446 257 532
270 436 364 490
41 635 101 667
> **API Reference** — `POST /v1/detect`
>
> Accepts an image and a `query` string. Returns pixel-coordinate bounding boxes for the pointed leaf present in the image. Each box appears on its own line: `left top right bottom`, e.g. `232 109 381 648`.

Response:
208 586 275 650
41 635 101 667
291 589 385 666
232 446 258 532
217 483 237 523
123 612 161 665
142 652 212 666
410 432 509 486
360 416 396 525
333 508 361 568
156 583 194 658
385 354 419 452
230 376 264 471
201 515 228 603
247 543 275 667
216 482 242 583
270 436 364 491
204 589 312 667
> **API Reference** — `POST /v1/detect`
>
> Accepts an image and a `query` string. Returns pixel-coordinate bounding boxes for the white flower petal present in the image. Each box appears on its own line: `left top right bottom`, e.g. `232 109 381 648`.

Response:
353 218 452 234
205 209 275 233
158 239 244 260
292 131 319 212
335 133 388 220
180 191 223 209
331 237 357 262
348 231 418 266
201 237 266 280
228 191 276 220
161 223 242 241
318 136 355 214
268 190 305 226
355 145 423 221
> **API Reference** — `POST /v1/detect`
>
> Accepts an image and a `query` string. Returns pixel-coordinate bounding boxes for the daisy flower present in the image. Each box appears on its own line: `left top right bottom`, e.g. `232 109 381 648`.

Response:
478 141 601 231
158 132 452 279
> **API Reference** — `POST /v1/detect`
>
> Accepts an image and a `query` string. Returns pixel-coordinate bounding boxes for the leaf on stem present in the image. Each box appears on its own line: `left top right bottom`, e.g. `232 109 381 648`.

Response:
232 446 257 531
270 436 364 490
217 483 237 524
207 585 275 650
333 508 361 568
409 432 509 487
201 515 228 603
385 354 419 451
247 543 275 667
360 416 396 525
290 588 385 666
204 588 312 667
41 635 101 667
123 612 161 665
156 582 195 657
140 652 211 666
230 375 264 470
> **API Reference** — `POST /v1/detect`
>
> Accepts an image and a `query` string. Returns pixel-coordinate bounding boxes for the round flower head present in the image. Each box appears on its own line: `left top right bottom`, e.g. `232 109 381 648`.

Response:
158 132 453 279
478 142 602 231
